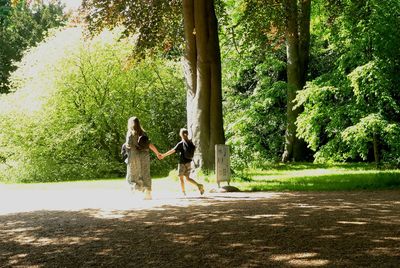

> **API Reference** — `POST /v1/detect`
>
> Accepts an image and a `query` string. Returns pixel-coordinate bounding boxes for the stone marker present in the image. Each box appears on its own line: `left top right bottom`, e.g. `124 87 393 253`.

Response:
215 144 231 188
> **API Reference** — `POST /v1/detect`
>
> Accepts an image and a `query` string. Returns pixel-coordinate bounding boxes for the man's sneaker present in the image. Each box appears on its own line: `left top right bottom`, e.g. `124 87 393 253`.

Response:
198 184 204 195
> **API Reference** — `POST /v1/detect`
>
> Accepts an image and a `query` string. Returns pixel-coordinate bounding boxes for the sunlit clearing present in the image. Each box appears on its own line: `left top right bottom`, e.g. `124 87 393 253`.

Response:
0 186 196 216
0 180 281 217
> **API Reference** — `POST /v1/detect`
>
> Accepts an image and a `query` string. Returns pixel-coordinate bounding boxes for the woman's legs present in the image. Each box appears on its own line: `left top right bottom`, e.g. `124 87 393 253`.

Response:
140 152 152 199
127 153 142 191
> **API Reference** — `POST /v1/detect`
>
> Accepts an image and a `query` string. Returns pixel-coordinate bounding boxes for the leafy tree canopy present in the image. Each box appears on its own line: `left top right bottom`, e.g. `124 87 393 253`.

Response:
0 0 67 93
82 0 183 56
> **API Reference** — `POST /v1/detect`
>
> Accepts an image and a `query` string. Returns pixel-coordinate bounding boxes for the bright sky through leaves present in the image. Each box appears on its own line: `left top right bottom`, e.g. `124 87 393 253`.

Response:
54 0 82 11
65 0 81 10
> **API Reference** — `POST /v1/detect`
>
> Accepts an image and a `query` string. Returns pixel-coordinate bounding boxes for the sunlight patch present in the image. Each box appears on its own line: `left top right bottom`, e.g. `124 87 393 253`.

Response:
270 253 330 267
269 223 286 227
297 204 318 208
367 247 400 257
165 222 185 226
7 254 29 267
288 259 330 267
92 210 126 219
97 248 113 256
225 243 245 248
167 233 203 246
337 221 367 225
270 252 318 261
244 214 286 219
384 237 400 241
316 234 339 239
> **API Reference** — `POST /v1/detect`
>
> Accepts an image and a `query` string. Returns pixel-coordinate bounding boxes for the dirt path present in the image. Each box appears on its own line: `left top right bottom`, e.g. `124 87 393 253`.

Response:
0 182 399 267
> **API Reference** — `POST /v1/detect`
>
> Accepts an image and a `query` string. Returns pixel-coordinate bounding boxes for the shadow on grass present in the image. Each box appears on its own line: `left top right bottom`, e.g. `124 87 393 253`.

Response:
0 191 399 267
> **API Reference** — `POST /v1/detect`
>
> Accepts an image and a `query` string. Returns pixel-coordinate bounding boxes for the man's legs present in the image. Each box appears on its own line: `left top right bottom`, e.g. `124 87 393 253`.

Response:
185 175 204 195
179 175 186 196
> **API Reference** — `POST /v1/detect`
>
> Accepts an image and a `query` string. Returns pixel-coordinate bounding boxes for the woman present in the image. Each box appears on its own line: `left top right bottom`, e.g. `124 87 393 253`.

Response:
125 116 161 200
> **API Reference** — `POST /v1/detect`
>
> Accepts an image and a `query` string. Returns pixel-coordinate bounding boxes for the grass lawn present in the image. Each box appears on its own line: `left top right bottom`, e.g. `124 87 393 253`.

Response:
227 163 400 191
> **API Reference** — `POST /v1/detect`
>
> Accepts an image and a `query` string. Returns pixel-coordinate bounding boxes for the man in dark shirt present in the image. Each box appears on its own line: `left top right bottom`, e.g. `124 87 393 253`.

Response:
160 128 204 196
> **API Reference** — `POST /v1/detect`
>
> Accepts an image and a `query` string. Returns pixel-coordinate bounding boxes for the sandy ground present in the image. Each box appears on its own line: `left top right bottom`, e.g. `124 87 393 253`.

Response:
0 180 399 267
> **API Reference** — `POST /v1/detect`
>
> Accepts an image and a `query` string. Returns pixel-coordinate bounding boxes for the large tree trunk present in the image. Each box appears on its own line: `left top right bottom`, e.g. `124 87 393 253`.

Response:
282 0 311 162
183 0 225 170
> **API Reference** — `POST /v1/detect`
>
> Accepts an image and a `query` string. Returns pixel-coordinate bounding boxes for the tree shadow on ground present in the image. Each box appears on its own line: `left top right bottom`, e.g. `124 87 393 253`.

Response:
0 191 399 267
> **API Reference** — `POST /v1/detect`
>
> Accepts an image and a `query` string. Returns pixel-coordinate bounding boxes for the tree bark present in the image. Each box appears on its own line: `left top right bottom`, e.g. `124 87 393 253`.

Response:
183 0 225 170
299 0 311 85
282 0 311 162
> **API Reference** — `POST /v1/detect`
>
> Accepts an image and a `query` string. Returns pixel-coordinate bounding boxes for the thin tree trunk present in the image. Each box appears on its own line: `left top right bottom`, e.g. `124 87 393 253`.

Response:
183 0 225 170
299 0 311 85
373 133 379 167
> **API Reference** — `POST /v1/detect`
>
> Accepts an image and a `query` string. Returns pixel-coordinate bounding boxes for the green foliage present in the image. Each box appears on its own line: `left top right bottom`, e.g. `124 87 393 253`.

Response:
222 0 400 168
0 27 186 182
0 0 66 93
221 0 288 170
295 0 400 164
0 0 11 24
341 114 400 161
225 78 287 170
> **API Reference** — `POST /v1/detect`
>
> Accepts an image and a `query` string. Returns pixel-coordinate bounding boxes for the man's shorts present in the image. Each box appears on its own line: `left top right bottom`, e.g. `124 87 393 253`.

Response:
178 162 192 177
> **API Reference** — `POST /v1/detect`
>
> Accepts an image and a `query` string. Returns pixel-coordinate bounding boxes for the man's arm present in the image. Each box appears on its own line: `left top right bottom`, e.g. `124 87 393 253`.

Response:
161 148 176 159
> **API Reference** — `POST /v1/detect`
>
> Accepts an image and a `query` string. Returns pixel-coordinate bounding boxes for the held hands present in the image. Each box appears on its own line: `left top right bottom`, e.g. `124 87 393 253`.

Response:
157 149 174 160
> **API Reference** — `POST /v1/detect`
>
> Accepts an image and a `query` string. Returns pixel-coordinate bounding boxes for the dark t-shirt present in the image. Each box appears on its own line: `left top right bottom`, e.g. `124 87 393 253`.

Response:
174 141 192 164
127 131 150 152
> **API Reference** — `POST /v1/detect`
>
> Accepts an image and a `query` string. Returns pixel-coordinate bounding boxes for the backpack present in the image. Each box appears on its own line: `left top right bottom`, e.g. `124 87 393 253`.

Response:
183 140 196 160
136 133 150 151
121 143 129 163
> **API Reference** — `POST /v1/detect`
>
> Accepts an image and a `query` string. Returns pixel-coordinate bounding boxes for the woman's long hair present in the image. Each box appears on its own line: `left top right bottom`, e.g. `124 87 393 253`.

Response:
127 116 144 136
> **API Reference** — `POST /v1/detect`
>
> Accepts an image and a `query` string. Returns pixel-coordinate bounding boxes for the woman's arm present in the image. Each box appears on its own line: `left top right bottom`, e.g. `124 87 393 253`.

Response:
125 131 132 149
149 143 162 159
